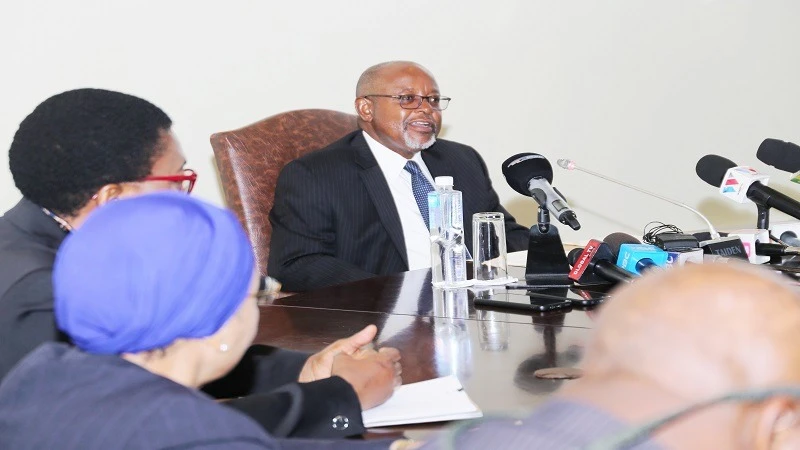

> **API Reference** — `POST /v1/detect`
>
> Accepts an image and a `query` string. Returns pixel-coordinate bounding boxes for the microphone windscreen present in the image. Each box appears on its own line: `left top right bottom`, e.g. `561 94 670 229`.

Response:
604 232 640 257
567 247 583 266
757 138 800 173
502 153 554 196
695 154 737 187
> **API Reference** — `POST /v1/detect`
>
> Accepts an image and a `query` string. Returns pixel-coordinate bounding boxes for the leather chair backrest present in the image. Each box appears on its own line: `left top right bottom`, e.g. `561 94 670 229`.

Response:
211 109 358 275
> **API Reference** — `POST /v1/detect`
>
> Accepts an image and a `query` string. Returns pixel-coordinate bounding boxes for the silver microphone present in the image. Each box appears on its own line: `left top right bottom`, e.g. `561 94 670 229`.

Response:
557 158 721 239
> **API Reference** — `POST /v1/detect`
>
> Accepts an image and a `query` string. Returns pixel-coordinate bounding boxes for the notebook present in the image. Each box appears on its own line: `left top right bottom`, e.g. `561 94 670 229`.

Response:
362 375 483 428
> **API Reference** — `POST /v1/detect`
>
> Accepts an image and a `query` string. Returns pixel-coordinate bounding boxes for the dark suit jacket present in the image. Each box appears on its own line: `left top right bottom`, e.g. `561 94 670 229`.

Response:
268 130 530 292
0 343 391 450
418 398 664 449
0 199 364 438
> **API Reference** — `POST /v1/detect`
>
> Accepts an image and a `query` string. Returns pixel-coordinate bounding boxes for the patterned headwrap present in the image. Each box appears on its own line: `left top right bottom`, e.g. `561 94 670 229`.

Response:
54 192 255 354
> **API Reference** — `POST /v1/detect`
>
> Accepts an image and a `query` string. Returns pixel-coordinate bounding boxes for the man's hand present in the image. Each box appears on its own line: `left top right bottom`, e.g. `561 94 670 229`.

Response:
298 324 380 383
331 347 402 410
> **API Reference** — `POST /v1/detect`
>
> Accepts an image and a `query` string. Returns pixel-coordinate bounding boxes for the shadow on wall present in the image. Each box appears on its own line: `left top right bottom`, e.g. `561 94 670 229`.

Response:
696 197 765 230
505 197 538 228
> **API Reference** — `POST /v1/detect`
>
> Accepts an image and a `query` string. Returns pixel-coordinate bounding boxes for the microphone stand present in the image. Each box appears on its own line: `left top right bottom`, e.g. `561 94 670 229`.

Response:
525 206 572 287
757 204 770 230
756 205 784 265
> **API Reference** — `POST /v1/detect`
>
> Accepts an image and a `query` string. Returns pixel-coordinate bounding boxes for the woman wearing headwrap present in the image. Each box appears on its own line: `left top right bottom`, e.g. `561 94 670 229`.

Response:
0 192 404 449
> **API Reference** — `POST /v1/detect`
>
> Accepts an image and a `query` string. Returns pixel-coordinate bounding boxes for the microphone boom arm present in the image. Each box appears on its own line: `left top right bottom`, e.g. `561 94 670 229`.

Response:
559 160 721 239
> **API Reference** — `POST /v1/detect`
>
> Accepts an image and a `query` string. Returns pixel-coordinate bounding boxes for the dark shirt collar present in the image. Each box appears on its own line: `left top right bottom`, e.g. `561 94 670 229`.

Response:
3 198 69 250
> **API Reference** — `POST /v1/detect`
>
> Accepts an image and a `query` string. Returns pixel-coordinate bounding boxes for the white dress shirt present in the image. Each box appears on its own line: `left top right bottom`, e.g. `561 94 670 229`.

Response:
363 131 434 270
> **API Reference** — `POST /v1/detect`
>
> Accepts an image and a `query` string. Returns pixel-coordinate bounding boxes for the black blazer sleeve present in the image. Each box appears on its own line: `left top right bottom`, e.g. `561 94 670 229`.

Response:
268 159 376 291
0 270 67 379
203 345 366 438
222 376 365 438
203 345 309 398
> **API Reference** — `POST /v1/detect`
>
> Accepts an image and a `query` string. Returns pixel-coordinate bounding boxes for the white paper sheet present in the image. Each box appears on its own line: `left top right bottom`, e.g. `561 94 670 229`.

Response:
362 375 483 427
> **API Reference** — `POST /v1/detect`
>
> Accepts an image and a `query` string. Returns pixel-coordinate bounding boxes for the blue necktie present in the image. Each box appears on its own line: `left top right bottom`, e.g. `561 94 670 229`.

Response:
404 161 435 227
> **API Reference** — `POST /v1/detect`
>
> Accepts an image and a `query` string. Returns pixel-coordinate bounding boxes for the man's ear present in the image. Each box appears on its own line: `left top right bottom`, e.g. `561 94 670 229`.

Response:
751 397 798 450
93 183 125 206
355 97 373 122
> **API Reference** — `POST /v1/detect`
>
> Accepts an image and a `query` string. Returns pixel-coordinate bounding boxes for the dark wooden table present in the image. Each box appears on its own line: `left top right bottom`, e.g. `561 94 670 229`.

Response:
255 267 610 421
268 267 608 327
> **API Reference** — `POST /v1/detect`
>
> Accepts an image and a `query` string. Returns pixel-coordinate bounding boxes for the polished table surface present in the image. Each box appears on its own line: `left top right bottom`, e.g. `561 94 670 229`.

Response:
256 266 608 421
256 305 589 418
268 267 609 328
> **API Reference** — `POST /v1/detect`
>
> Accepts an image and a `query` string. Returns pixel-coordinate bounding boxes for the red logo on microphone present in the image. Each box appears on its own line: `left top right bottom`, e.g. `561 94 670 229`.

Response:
569 239 602 281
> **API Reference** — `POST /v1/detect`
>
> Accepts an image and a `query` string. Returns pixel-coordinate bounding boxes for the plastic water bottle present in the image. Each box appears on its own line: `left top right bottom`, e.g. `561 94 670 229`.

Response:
428 176 469 287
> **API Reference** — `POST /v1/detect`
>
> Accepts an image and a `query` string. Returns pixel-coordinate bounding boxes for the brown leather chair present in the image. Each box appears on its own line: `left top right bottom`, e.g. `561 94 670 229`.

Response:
211 109 358 275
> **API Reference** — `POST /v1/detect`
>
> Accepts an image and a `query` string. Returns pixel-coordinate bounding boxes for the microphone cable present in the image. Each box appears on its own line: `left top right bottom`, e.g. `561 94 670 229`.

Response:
642 221 684 246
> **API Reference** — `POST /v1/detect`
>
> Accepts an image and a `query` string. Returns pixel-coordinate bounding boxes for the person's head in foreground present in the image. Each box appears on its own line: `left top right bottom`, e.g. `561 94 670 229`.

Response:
424 263 800 450
573 262 800 449
355 61 447 159
9 88 195 230
55 191 259 385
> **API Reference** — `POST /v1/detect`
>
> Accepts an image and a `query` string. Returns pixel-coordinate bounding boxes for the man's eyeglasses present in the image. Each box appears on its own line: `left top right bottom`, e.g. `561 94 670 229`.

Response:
142 169 197 194
362 94 451 111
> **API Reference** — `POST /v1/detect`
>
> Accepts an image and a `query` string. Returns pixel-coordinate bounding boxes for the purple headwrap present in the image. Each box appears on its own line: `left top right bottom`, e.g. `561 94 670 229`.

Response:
54 192 255 354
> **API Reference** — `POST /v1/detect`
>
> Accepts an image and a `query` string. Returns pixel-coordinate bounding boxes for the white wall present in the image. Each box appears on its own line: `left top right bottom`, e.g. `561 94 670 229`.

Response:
2 0 799 244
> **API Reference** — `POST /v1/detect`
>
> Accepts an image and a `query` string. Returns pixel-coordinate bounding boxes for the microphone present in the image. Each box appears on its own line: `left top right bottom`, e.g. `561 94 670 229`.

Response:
754 242 800 257
695 155 800 221
604 232 640 253
757 138 800 174
503 153 581 230
557 158 720 239
727 229 770 264
778 230 800 247
567 242 634 285
605 232 668 275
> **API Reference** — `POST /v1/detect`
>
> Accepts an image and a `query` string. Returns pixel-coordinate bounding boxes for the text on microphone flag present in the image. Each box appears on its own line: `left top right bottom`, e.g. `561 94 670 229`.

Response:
569 239 602 282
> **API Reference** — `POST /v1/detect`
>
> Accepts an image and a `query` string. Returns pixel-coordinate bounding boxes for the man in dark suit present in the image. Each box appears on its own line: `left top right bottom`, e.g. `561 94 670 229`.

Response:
269 61 530 292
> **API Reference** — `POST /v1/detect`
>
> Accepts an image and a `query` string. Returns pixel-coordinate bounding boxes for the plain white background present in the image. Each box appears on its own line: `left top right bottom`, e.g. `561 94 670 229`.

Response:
2 0 799 244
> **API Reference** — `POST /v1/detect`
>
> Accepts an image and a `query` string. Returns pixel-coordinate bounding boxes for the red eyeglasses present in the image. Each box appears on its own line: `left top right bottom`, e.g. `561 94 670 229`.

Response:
141 169 197 193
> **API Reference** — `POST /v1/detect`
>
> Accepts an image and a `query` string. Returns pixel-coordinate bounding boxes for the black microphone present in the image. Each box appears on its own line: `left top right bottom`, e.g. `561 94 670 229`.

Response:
502 153 581 230
567 243 633 285
755 242 800 257
695 154 800 221
757 138 800 173
604 232 640 254
779 231 800 247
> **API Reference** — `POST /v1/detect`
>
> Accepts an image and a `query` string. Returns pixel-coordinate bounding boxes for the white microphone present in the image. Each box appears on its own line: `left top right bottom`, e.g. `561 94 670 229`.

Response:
557 158 721 239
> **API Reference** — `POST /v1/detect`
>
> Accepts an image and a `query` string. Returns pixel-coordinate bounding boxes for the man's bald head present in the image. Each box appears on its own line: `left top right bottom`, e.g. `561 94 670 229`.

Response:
583 263 800 398
354 61 443 159
355 61 435 97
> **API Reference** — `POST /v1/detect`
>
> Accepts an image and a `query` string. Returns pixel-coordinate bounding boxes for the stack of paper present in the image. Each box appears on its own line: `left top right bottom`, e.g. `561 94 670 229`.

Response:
362 375 483 427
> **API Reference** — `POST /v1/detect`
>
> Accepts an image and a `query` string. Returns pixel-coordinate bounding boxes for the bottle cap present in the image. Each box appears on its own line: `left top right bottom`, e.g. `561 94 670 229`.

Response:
434 176 454 187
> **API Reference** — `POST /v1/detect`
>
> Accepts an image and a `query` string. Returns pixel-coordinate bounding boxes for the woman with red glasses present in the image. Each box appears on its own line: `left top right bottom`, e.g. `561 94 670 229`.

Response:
0 88 400 442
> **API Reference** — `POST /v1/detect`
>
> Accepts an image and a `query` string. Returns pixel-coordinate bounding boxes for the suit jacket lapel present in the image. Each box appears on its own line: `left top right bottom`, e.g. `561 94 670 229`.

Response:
421 144 448 178
352 133 409 268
